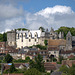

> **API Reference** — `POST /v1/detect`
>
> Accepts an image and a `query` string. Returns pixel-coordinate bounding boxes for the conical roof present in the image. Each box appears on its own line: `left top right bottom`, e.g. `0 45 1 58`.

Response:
66 31 72 36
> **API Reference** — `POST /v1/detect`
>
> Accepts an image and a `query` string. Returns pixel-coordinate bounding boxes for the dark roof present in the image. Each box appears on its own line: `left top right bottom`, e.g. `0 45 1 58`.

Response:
18 49 26 54
48 46 59 51
61 50 75 54
51 71 62 75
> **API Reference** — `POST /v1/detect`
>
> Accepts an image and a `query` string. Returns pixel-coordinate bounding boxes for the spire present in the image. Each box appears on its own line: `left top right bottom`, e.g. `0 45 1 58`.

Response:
67 31 72 36
50 27 54 32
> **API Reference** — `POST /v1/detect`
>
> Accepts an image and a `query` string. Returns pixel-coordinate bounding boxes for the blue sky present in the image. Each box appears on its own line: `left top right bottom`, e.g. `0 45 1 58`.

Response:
19 0 75 12
0 0 75 32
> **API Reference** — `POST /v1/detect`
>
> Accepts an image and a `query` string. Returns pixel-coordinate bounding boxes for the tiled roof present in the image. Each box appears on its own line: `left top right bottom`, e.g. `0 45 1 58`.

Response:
62 60 75 67
44 62 56 71
48 46 59 51
61 50 75 54
48 39 66 46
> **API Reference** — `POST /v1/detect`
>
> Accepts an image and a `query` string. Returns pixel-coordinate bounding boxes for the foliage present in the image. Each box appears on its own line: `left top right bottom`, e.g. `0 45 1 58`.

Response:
39 27 45 32
60 64 75 75
69 57 75 60
25 56 30 62
16 28 28 31
0 32 7 42
44 40 48 46
59 56 64 64
13 59 25 63
3 32 7 42
55 26 75 39
33 44 47 50
9 63 16 73
0 64 1 70
53 58 57 62
5 54 13 63
29 54 45 72
59 65 69 73
24 68 42 75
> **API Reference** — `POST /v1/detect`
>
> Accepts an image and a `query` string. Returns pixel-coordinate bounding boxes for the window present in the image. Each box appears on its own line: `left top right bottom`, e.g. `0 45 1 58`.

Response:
22 39 23 42
21 33 23 38
35 39 36 42
54 51 56 54
18 34 19 39
29 39 31 42
68 37 70 40
35 35 36 37
29 35 30 37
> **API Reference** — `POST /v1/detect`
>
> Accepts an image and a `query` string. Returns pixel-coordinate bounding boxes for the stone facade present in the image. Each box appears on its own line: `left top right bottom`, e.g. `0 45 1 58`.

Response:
7 27 64 48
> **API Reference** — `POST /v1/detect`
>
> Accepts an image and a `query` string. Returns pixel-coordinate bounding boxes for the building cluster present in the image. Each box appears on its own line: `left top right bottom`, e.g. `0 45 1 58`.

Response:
0 27 75 61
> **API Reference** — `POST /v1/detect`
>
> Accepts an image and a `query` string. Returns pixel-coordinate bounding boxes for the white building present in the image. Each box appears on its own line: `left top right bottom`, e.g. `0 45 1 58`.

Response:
16 30 42 48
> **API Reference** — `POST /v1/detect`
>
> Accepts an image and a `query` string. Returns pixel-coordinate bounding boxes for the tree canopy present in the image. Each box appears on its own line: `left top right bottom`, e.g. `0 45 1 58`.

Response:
55 26 75 38
29 54 45 72
24 68 42 75
5 54 13 63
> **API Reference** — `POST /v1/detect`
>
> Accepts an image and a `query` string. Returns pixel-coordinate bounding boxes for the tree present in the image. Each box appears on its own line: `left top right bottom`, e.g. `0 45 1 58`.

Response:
24 68 42 75
44 40 48 46
5 54 13 63
3 32 7 42
68 64 75 75
25 56 30 62
9 63 16 73
59 56 64 63
29 54 45 72
39 27 45 32
59 65 69 73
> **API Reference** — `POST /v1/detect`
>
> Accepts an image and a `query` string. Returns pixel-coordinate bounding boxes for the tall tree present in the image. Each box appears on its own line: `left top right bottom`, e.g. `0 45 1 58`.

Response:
29 54 45 72
5 54 13 63
3 32 7 42
9 63 16 73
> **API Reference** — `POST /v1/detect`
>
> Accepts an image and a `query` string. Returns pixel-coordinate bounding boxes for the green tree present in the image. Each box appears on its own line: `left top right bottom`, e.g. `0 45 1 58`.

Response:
25 56 30 62
44 40 48 46
3 32 7 42
68 64 75 75
24 68 42 75
29 54 45 72
9 63 16 73
59 65 69 74
39 27 45 32
59 56 64 64
0 64 1 70
5 54 13 63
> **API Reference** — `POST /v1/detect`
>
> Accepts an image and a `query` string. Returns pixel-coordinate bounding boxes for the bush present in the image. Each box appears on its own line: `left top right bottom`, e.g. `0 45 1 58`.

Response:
24 68 42 75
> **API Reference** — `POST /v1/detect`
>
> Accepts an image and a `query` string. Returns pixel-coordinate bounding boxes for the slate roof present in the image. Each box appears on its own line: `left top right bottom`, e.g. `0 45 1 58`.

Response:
51 71 62 75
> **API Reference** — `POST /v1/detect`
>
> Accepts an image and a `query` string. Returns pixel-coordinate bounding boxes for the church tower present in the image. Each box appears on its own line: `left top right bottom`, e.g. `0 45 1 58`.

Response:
50 27 55 39
65 31 72 51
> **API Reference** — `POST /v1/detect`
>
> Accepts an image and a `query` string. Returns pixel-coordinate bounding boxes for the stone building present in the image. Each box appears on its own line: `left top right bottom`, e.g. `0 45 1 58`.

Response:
7 27 64 48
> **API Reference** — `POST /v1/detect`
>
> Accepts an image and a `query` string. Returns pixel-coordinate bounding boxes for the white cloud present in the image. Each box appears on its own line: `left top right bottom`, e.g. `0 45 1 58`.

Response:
25 5 75 30
0 4 24 19
35 5 74 18
0 5 75 33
